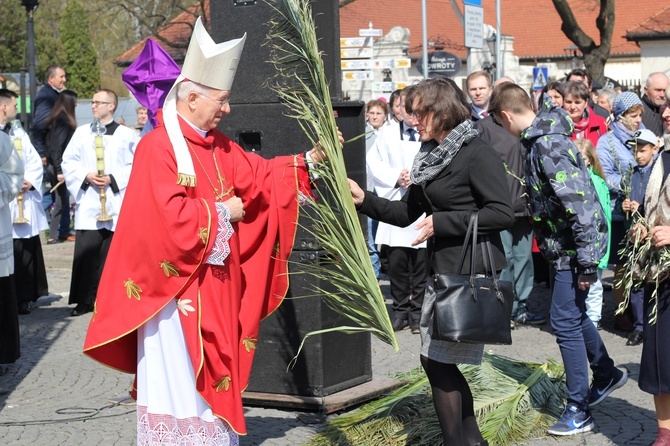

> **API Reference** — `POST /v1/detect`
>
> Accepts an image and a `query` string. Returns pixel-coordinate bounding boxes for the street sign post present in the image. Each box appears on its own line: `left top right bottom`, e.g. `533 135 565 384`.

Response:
359 28 383 37
532 67 549 90
343 71 375 81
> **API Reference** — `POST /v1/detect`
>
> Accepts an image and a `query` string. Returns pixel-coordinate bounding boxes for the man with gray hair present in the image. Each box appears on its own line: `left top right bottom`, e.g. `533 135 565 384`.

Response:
641 72 670 137
82 17 334 442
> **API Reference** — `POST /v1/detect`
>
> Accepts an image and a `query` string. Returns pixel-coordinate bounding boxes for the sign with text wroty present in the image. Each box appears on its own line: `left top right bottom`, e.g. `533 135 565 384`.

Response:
416 51 462 77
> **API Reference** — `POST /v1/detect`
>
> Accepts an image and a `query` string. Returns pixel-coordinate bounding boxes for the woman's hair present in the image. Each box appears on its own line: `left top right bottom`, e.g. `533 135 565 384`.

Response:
366 99 388 115
542 81 564 97
573 138 605 179
404 77 470 133
597 88 617 108
561 80 590 101
389 89 402 109
46 89 78 130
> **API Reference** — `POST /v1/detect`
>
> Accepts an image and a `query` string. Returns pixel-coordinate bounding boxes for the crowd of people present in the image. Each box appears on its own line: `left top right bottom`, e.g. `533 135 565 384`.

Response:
362 69 670 444
0 24 669 443
0 64 147 362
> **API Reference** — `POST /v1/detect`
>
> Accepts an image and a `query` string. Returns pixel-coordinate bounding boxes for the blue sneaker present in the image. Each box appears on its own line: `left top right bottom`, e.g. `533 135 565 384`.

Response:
589 367 628 406
547 404 595 436
513 311 546 325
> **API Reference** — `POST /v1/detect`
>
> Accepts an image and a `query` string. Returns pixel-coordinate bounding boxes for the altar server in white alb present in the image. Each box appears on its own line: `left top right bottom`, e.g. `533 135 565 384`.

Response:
62 89 138 317
367 86 428 334
0 89 49 315
0 131 24 367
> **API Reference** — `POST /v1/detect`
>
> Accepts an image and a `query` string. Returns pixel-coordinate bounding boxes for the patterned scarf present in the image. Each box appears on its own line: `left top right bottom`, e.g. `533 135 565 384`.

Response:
410 120 479 185
572 112 590 139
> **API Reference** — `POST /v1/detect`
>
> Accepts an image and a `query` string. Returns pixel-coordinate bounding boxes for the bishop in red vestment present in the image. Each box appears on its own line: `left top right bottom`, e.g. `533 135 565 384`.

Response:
82 19 328 442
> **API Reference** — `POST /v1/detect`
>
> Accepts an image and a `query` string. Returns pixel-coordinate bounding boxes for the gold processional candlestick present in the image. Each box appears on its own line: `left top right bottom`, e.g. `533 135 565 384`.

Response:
92 120 112 222
10 120 28 224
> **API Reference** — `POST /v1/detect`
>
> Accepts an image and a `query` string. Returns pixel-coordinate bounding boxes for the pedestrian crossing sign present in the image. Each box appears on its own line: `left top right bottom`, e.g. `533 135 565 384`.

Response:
532 67 548 90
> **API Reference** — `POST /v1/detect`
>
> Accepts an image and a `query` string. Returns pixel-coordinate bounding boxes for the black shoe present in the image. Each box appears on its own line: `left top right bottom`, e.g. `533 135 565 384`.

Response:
392 318 408 331
71 304 93 317
626 330 644 346
18 302 32 315
410 324 420 334
597 320 603 330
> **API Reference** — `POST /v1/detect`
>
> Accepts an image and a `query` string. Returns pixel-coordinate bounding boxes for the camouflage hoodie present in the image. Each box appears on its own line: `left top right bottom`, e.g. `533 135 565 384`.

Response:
520 95 607 274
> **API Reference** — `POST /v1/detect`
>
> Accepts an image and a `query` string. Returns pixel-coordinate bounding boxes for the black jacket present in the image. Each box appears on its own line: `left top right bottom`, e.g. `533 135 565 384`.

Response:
45 116 75 175
359 136 514 275
588 99 610 120
475 116 530 217
521 96 607 274
641 94 664 137
30 85 59 158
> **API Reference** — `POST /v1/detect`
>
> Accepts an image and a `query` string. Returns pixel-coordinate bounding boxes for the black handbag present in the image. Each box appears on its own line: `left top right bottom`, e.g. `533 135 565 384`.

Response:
431 212 513 344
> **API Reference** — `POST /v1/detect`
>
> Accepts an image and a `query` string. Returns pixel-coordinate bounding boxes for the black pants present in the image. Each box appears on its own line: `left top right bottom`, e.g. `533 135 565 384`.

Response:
13 236 49 303
0 275 20 364
384 246 428 323
68 229 113 307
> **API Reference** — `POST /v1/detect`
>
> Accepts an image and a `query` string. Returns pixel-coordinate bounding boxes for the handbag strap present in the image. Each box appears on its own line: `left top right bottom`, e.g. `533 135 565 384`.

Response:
485 239 505 302
455 211 478 274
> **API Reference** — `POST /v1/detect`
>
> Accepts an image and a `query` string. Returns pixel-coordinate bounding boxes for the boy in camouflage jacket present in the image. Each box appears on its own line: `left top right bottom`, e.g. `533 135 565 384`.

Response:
489 84 627 437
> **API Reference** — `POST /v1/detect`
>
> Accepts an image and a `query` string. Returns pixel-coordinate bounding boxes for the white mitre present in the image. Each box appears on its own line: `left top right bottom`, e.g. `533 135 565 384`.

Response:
163 17 246 186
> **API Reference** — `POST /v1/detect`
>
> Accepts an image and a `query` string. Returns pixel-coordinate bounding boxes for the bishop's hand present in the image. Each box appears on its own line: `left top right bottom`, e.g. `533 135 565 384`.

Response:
225 196 245 222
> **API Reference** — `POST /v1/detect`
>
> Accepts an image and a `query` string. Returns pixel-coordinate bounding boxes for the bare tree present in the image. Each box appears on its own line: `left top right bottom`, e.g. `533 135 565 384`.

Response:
551 0 615 83
92 0 207 49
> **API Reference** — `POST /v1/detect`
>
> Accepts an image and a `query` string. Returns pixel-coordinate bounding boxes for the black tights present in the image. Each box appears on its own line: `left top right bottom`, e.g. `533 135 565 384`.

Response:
421 355 484 446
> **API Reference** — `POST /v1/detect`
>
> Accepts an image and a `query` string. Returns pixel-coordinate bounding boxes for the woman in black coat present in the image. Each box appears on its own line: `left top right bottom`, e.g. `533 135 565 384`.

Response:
350 78 513 446
45 90 77 244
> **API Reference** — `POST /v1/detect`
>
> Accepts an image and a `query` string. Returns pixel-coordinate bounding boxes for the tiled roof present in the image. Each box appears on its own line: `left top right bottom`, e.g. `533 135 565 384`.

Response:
116 0 209 67
625 6 670 40
339 0 670 60
117 0 669 66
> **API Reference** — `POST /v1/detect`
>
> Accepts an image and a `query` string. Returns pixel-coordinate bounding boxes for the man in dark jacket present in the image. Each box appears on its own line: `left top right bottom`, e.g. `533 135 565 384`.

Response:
30 65 67 162
475 78 540 327
466 71 493 121
489 84 627 437
640 72 669 137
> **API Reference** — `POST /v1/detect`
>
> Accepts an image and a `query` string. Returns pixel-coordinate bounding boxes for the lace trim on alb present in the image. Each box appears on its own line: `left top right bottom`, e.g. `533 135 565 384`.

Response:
206 203 234 266
137 405 239 446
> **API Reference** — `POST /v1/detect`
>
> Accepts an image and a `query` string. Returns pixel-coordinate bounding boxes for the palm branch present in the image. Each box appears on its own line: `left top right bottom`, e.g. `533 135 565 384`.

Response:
265 0 398 352
308 353 567 446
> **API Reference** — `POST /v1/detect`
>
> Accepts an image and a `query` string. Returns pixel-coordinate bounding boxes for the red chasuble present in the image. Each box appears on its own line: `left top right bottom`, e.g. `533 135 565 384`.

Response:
83 114 312 434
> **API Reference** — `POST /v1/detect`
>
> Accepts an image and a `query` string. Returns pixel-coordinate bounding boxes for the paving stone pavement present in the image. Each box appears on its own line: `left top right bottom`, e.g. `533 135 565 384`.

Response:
0 240 658 445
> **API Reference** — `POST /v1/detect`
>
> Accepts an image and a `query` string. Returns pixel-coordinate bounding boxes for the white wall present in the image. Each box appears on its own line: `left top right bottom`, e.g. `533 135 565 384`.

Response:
638 40 670 81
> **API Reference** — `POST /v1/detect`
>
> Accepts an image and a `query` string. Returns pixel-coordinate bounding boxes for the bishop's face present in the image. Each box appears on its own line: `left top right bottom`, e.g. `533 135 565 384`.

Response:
192 89 231 131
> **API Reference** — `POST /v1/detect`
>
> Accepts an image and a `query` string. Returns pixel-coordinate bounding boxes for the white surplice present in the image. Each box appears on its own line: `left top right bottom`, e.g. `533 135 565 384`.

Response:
0 133 24 277
366 121 426 248
9 130 48 238
137 300 238 446
61 123 138 231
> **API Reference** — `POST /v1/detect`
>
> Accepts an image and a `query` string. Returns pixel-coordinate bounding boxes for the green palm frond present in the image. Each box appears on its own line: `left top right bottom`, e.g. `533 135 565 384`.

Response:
308 353 567 446
265 0 398 351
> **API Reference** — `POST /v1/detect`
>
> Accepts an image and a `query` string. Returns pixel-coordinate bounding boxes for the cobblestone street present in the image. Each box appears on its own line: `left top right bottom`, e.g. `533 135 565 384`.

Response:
0 240 658 445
